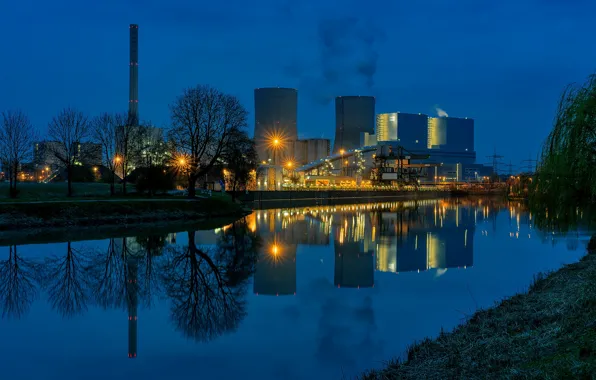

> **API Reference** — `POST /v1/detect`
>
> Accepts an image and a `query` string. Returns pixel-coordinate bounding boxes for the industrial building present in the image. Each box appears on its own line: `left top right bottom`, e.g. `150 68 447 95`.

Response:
428 116 474 152
34 141 102 170
333 96 375 153
375 112 429 150
254 87 298 163
291 138 330 166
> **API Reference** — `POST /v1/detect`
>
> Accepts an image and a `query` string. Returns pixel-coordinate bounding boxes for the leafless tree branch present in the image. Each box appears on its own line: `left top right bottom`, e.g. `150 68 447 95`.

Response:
168 85 248 197
47 107 90 196
0 110 37 197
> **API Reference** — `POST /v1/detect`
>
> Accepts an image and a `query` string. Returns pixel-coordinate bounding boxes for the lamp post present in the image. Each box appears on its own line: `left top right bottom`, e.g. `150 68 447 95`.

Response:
339 149 345 176
272 138 280 165
113 155 121 195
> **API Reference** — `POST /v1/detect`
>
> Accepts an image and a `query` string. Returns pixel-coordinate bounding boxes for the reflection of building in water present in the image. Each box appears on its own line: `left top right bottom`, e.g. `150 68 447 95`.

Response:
253 242 297 296
370 201 477 273
253 209 331 245
247 199 511 294
127 255 138 358
334 241 374 288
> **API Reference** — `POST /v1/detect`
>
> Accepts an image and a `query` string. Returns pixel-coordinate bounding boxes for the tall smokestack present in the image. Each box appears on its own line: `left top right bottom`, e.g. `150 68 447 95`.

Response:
129 24 139 126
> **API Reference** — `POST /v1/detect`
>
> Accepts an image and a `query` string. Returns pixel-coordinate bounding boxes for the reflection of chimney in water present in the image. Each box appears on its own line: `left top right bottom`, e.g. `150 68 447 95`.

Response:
127 253 138 358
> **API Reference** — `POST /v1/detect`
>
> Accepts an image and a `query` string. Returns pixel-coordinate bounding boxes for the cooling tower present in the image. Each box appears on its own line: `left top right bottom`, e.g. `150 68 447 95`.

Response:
334 96 375 153
254 88 298 163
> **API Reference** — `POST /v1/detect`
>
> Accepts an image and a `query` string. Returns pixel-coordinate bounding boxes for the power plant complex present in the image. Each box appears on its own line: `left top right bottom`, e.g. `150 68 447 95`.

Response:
252 85 491 189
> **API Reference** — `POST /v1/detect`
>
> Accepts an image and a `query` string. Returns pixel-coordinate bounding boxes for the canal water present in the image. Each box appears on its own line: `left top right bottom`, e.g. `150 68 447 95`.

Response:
0 198 592 379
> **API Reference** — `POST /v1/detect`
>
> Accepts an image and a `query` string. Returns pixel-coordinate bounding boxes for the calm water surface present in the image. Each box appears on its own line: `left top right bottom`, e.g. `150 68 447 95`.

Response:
0 198 592 380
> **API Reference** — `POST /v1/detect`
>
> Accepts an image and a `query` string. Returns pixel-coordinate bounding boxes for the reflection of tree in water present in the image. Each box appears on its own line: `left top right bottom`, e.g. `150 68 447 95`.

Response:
42 242 92 317
161 221 259 342
86 238 131 309
135 235 168 307
0 246 41 319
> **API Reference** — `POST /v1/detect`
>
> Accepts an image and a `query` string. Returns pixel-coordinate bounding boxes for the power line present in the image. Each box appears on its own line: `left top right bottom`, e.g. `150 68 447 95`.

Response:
486 147 504 174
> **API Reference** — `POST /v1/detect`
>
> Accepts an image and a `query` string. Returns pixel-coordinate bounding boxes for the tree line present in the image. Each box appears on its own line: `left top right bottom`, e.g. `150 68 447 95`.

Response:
530 73 596 229
0 84 257 198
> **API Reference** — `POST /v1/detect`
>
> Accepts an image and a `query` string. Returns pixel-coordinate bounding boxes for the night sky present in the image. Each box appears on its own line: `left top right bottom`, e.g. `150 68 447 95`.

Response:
1 0 594 168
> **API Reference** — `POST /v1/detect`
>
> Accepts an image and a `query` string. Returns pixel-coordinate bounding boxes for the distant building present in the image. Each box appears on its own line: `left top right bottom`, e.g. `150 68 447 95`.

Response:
34 141 102 169
254 88 298 163
334 96 375 153
115 125 166 168
306 139 330 163
292 138 331 165
290 140 308 165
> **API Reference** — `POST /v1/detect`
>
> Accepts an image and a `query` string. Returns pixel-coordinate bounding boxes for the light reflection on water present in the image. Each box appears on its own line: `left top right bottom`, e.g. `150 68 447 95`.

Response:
0 198 592 380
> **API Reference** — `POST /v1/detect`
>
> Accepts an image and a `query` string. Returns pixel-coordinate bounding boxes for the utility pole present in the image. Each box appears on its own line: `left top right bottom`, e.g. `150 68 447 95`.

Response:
505 161 515 176
521 154 538 173
486 147 504 175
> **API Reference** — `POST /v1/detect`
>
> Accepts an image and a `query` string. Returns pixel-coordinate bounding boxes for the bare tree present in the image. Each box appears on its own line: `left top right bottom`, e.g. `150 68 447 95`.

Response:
48 107 90 197
222 129 257 200
91 113 118 195
0 110 37 198
169 85 248 198
114 113 144 194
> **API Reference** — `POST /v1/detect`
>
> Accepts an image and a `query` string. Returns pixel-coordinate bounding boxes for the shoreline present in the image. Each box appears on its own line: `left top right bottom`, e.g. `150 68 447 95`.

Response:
0 215 245 246
0 197 249 233
362 240 596 379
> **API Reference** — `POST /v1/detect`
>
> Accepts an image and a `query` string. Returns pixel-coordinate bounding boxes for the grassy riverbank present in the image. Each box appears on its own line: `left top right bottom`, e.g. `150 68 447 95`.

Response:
363 245 596 379
0 197 248 231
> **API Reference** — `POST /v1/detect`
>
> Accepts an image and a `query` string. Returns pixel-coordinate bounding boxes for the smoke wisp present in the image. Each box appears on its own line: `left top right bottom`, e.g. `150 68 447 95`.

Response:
284 16 384 105
435 107 449 117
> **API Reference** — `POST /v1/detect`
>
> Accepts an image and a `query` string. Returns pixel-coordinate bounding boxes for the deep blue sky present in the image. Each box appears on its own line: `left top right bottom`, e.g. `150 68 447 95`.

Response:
1 0 594 168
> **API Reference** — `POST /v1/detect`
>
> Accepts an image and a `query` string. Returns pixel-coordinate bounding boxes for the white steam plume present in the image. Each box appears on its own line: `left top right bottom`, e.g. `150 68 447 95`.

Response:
435 107 448 117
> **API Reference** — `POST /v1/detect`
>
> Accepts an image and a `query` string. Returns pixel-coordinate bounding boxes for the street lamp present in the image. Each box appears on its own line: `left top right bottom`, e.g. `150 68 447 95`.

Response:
113 155 121 194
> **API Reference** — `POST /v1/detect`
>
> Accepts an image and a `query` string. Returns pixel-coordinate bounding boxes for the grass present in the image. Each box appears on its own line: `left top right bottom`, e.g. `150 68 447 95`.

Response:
0 196 246 231
362 245 596 380
0 182 133 201
0 182 233 202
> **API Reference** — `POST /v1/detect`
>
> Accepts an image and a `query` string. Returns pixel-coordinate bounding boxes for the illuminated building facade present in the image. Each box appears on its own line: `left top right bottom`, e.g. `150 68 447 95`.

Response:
334 96 375 153
376 112 429 150
427 116 474 153
254 87 298 162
